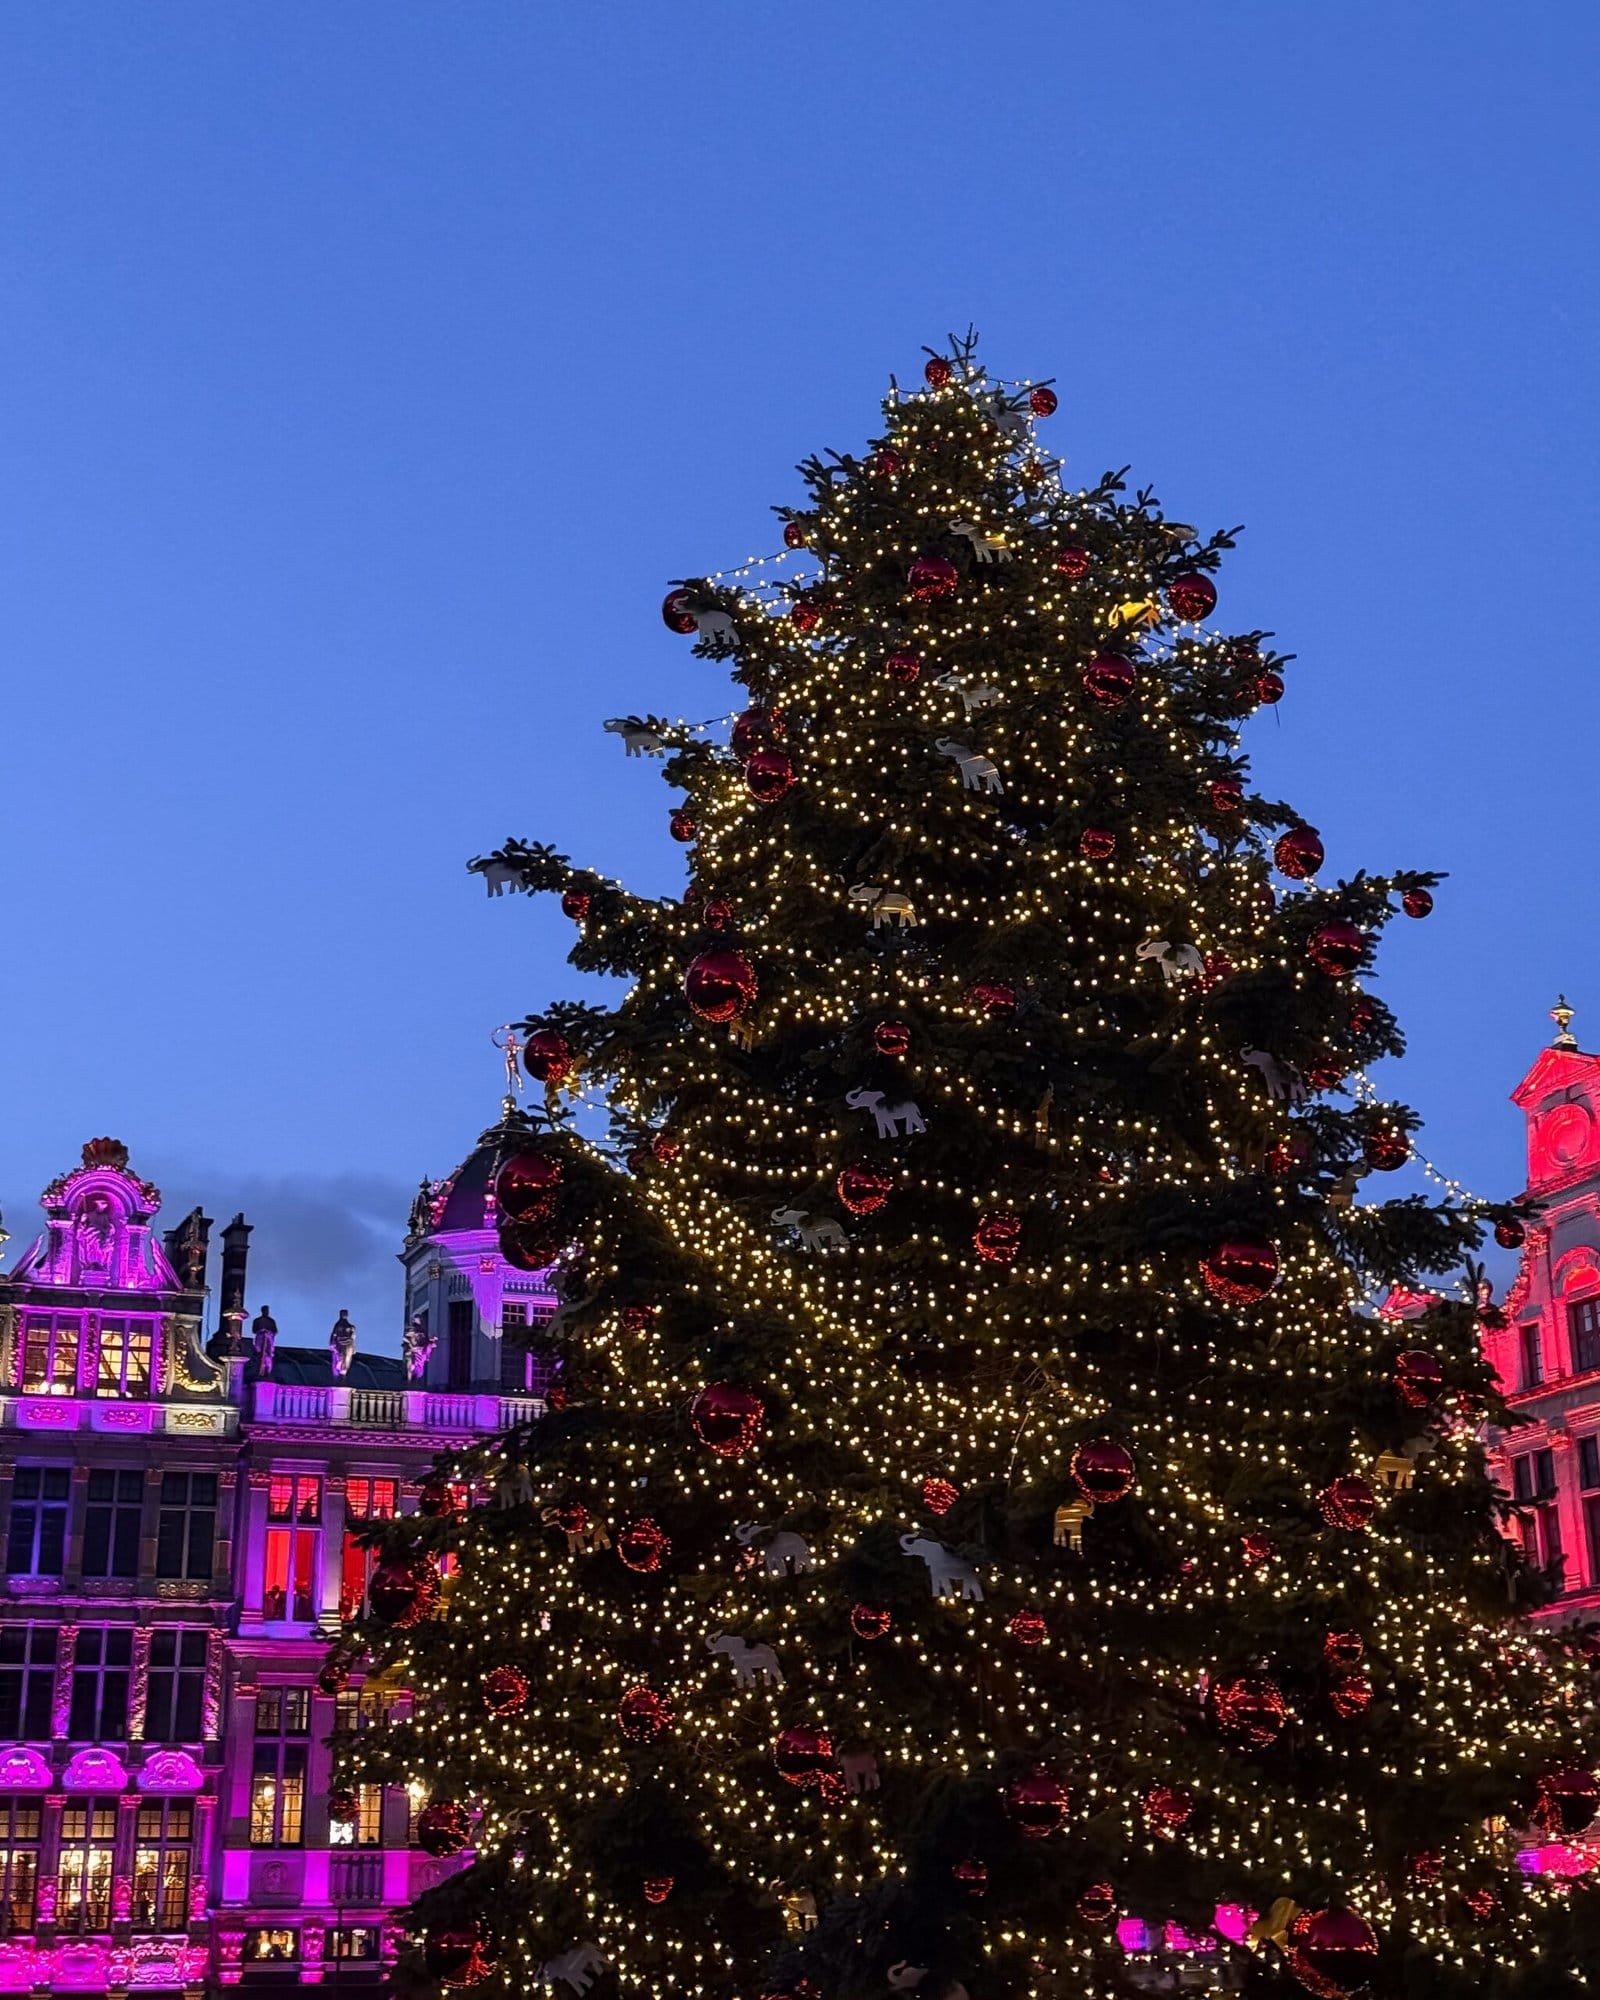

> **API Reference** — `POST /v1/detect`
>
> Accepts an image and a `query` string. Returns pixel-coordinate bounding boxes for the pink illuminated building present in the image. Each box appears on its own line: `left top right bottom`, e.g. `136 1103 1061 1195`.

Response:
0 1117 553 1998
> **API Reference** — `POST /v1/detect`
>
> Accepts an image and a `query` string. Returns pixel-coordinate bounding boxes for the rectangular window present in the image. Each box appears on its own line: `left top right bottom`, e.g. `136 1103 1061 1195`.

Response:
243 1925 299 1963
329 1925 380 1960
69 1627 134 1741
1571 1299 1600 1376
133 1797 193 1930
95 1318 153 1398
1512 1449 1556 1503
333 1687 395 1735
155 1472 216 1582
447 1300 474 1388
329 1780 384 1848
249 1743 307 1847
58 1797 117 1932
19 1315 79 1396
1519 1323 1544 1389
254 1686 310 1736
144 1630 207 1742
0 1627 59 1739
1587 1494 1600 1588
1581 1436 1600 1492
0 1797 41 1935
264 1478 320 1620
5 1468 71 1578
344 1478 397 1521
82 1469 144 1580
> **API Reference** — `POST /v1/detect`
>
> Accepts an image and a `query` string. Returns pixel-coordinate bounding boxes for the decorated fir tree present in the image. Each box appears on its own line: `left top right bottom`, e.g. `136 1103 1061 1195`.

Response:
337 336 1600 1999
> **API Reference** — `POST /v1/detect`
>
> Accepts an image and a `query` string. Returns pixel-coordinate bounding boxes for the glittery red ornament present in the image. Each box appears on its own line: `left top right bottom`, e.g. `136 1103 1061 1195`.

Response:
952 1857 988 1897
620 1306 653 1332
1410 1850 1442 1883
1307 921 1366 977
616 1517 670 1573
494 1148 562 1224
652 1133 681 1163
1079 827 1116 860
1266 1138 1310 1178
684 948 758 1023
921 1476 959 1515
499 1217 561 1272
1008 1607 1047 1647
561 888 591 922
481 1664 530 1716
1319 1477 1377 1530
790 599 821 633
424 1924 495 1987
416 1800 473 1856
885 648 921 684
1076 1881 1116 1925
973 1210 1022 1264
744 748 796 802
783 520 807 548
1071 1438 1135 1504
669 809 697 843
1029 385 1058 417
838 1162 894 1215
874 1019 912 1057
1304 1052 1347 1093
368 1556 437 1627
967 980 1017 1017
1462 1886 1501 1925
1240 1531 1274 1568
908 555 959 601
1006 1766 1070 1838
774 1725 834 1786
701 899 732 931
1402 887 1433 919
731 707 785 761
1143 1784 1195 1834
1055 545 1092 579
1255 670 1286 704
1201 1236 1280 1305
850 1603 891 1640
1209 1673 1291 1750
1363 1128 1409 1172
1083 654 1136 708
1167 573 1217 621
521 1029 574 1086
874 446 905 476
661 588 699 634
1324 1631 1365 1670
318 1656 352 1696
643 1876 675 1904
1533 1763 1600 1836
1286 1908 1378 1994
1348 996 1378 1035
328 1789 359 1825
1208 778 1243 813
1494 1218 1526 1249
691 1382 764 1458
924 356 953 388
1275 825 1325 880
618 1683 673 1741
1328 1672 1373 1719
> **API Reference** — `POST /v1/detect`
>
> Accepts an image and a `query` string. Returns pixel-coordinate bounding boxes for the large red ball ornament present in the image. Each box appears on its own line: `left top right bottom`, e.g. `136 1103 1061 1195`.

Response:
924 355 953 388
774 1725 834 1786
1286 1908 1378 1995
1029 385 1058 417
850 1603 892 1640
838 1162 894 1215
691 1382 764 1458
1079 826 1116 860
1324 1631 1365 1670
1006 1766 1071 1838
415 1800 473 1856
885 648 921 684
790 599 821 633
424 1924 496 1987
701 899 732 931
500 1216 560 1271
744 748 796 802
684 948 758 1024
618 1684 674 1741
494 1148 562 1223
521 1030 574 1086
872 446 904 477
731 707 785 761
1008 1607 1047 1647
1533 1763 1600 1836
1255 670 1286 704
1307 921 1367 977
1076 1881 1117 1925
1209 1674 1292 1751
652 1132 681 1163
1208 778 1243 813
328 1789 359 1826
1240 1532 1274 1568
1083 654 1137 708
1319 1477 1378 1531
1348 996 1378 1036
643 1876 675 1904
1071 1439 1136 1505
1363 1128 1409 1172
952 1858 988 1897
617 1517 670 1573
1328 1672 1373 1719
921 1476 959 1515
482 1664 530 1716
661 588 699 634
1274 826 1325 880
417 1479 454 1519
973 1210 1022 1265
368 1557 436 1628
783 519 807 548
561 888 591 922
968 980 1017 1017
1055 545 1092 579
669 809 697 843
874 1019 912 1057
1494 1218 1526 1250
318 1656 352 1696
908 555 959 601
1402 888 1434 919
1201 1236 1280 1305
1167 573 1218 621
1143 1784 1196 1834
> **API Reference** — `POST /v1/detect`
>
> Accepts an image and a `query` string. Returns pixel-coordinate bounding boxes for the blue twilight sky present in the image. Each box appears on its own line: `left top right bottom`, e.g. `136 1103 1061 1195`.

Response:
2 4 1597 1353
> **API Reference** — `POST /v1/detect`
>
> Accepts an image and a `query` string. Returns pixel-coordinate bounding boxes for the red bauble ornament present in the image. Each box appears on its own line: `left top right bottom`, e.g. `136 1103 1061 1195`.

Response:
1533 1763 1600 1837
1201 1236 1280 1305
500 1217 561 1271
561 888 591 922
774 1725 834 1786
1286 1908 1378 1995
790 599 821 633
967 980 1017 1017
1274 825 1325 880
1494 1218 1526 1249
521 1029 574 1086
731 707 785 761
684 948 758 1023
1006 1766 1070 1838
621 1305 653 1331
1071 1438 1135 1505
1304 1051 1347 1093
652 1132 681 1163
669 809 698 843
1079 826 1116 860
1029 385 1058 417
661 588 699 635
1209 1673 1292 1751
415 1800 472 1857
1324 1631 1365 1670
318 1656 352 1696
702 898 732 931
921 1476 959 1515
328 1789 359 1825
1410 1850 1442 1883
873 447 904 477
1240 1532 1274 1568
1266 1137 1311 1178
973 1210 1022 1265
924 355 953 388
1143 1784 1196 1834
424 1924 495 1988
1328 1672 1373 1719
691 1382 764 1458
1083 654 1136 708
1208 778 1243 813
1167 573 1218 621
838 1162 894 1215
368 1557 436 1628
850 1603 891 1640
1348 996 1378 1035
884 647 921 684
1307 920 1366 977
1402 888 1434 919
1076 1881 1117 1925
952 1857 988 1897
1319 1477 1377 1531
481 1664 530 1716
1055 545 1092 579
908 555 959 601
874 1019 912 1057
1462 1886 1501 1925
618 1683 674 1741
1255 670 1286 704
745 748 797 802
418 1479 454 1518
494 1148 562 1223
617 1517 670 1573
1363 1128 1409 1172
643 1875 675 1904
1008 1607 1047 1647
783 519 806 548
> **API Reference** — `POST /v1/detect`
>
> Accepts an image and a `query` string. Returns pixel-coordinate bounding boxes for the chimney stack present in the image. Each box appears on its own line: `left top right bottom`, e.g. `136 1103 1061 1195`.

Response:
214 1214 253 1358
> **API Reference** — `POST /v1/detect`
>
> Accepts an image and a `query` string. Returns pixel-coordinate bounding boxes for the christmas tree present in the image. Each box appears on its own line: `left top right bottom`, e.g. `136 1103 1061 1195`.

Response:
338 335 1600 1999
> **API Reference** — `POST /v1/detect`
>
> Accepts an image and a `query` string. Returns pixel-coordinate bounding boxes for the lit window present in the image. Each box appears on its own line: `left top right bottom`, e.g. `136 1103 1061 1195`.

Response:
133 1798 192 1930
329 1781 384 1847
58 1797 117 1932
243 1925 299 1962
19 1315 79 1395
95 1319 153 1398
251 1686 310 1847
0 1797 41 1934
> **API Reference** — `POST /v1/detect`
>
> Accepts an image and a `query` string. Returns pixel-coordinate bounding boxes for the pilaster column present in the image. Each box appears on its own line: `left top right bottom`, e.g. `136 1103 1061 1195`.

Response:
128 1624 152 1742
50 1625 79 1739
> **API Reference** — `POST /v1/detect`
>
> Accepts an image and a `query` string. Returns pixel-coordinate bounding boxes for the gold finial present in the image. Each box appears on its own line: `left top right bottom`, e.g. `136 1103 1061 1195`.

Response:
1551 995 1577 1050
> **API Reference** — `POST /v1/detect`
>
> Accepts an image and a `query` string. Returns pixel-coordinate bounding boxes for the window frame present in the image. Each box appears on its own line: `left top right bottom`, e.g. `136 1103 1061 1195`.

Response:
155 1471 217 1583
0 1626 59 1740
18 1313 80 1396
82 1468 145 1580
95 1316 155 1398
68 1626 134 1742
0 1796 41 1936
5 1466 72 1577
1571 1296 1600 1376
143 1629 208 1743
57 1795 119 1933
132 1796 194 1932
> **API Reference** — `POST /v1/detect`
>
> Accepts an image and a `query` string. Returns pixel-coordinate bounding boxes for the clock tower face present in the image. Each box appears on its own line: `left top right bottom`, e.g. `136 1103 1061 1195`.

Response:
1531 1093 1600 1184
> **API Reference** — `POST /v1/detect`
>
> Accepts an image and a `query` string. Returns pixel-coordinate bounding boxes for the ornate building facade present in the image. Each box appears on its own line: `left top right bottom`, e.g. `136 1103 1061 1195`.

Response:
0 1118 551 1997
